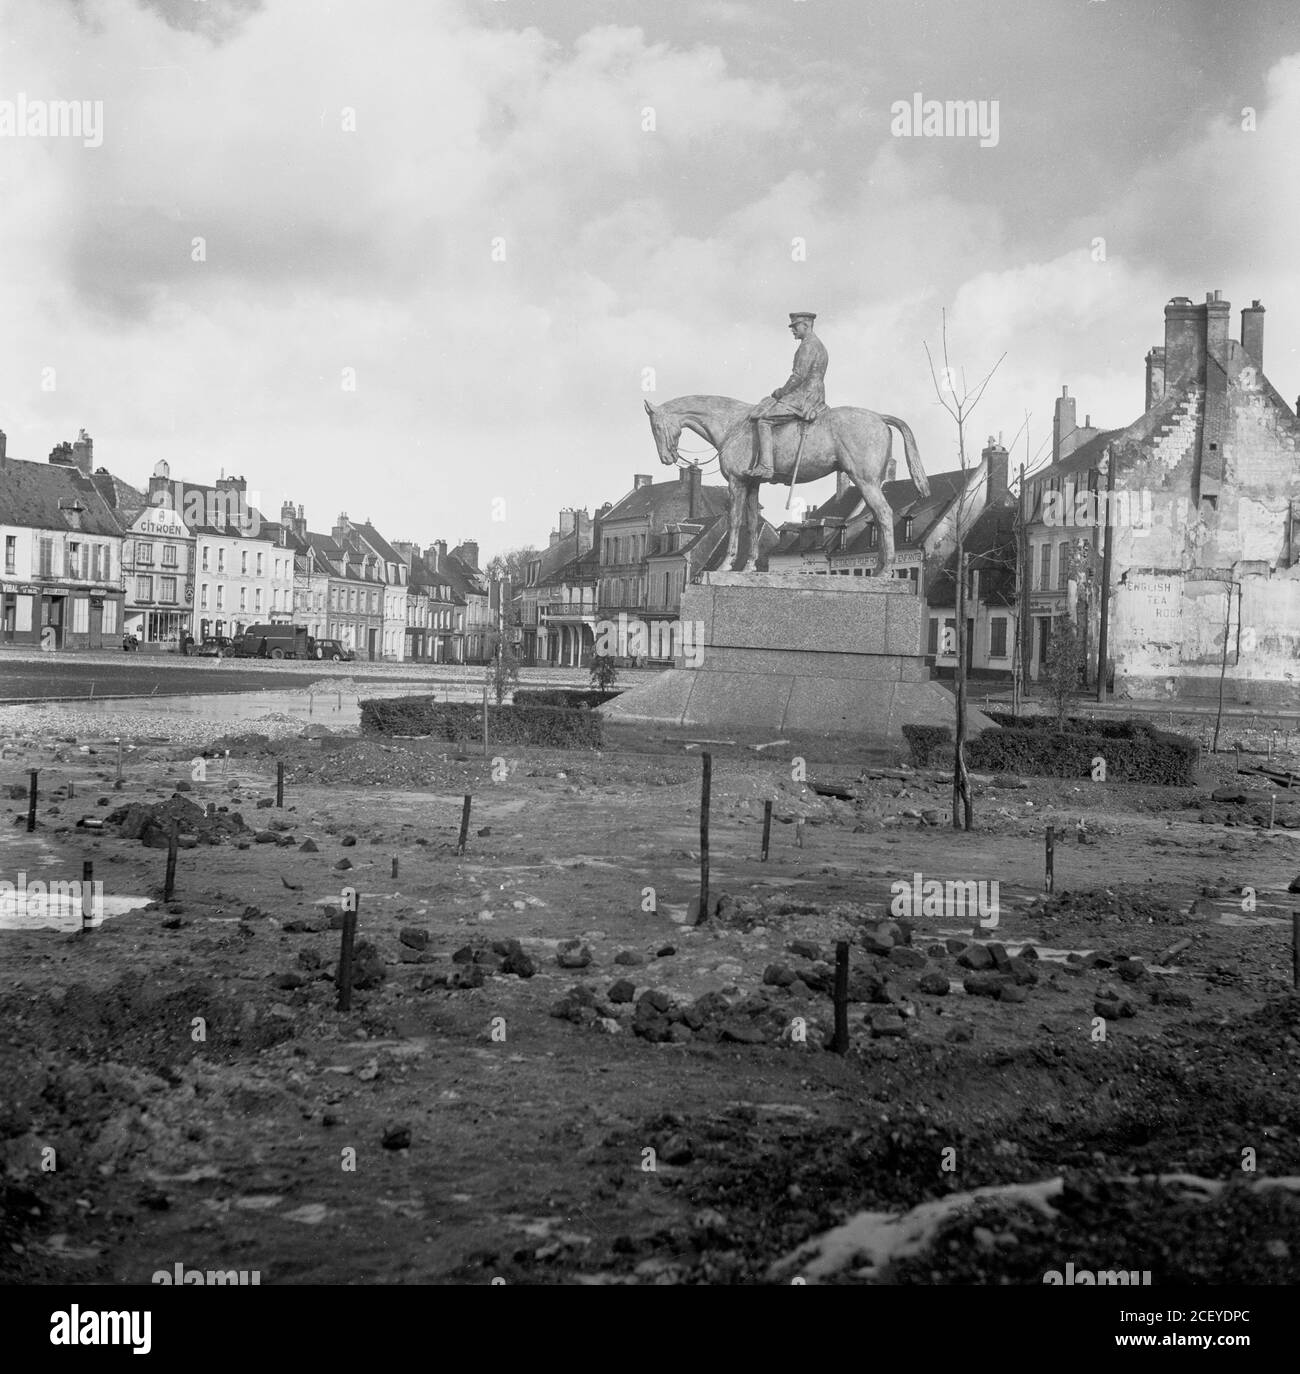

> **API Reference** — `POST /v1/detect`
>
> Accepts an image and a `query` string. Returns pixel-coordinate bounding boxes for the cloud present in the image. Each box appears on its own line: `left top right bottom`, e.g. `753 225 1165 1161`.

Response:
1 0 1297 557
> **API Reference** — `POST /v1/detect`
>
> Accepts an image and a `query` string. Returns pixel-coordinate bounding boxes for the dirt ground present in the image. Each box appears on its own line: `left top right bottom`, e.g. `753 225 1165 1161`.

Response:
3 712 1300 1286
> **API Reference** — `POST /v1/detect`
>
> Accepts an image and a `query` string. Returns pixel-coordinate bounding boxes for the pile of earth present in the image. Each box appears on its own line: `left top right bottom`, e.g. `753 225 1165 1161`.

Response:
1196 785 1300 828
105 793 250 848
1030 885 1187 925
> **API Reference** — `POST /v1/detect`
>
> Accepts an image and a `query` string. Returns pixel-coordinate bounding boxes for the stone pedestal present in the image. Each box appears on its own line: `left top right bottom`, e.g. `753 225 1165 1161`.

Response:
598 572 992 740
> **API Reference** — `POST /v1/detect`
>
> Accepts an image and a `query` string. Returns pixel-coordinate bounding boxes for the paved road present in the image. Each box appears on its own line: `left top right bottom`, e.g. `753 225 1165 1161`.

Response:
0 654 596 702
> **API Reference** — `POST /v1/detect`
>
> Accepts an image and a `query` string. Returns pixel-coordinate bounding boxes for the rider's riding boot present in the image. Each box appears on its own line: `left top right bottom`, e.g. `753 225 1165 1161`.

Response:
749 421 775 479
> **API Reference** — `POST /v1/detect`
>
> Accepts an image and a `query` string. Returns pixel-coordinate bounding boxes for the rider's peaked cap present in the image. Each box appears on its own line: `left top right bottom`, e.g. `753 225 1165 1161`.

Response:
789 312 816 323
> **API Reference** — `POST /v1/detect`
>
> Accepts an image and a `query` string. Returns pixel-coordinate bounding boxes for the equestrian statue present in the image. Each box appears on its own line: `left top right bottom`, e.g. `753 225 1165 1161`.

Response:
643 311 929 574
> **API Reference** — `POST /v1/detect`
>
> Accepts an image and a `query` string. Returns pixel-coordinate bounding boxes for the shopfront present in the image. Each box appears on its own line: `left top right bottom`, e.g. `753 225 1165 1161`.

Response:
1 581 122 649
122 507 195 651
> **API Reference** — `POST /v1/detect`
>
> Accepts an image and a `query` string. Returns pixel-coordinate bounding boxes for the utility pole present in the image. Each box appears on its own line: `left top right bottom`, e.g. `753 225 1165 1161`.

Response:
1013 459 1026 719
1096 444 1116 702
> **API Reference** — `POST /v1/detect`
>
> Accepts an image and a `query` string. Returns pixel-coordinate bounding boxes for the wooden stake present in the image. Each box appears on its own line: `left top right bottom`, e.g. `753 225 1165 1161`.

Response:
115 738 122 781
391 856 399 880
830 939 850 1054
276 761 285 808
457 795 472 855
81 860 93 930
696 752 711 925
1270 794 1276 830
795 817 805 849
761 799 772 861
26 769 38 832
1045 824 1055 893
1294 911 1300 991
68 779 75 799
163 820 178 902
483 681 490 757
337 890 359 1012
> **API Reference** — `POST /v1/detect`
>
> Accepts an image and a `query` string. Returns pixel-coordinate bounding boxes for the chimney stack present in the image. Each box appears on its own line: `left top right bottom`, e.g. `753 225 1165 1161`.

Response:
633 473 653 490
678 464 701 517
458 539 479 569
433 538 447 570
1241 300 1265 368
71 429 93 476
982 435 1009 506
0 428 6 463
1164 296 1202 385
1205 289 1231 357
1145 346 1166 411
1052 386 1077 463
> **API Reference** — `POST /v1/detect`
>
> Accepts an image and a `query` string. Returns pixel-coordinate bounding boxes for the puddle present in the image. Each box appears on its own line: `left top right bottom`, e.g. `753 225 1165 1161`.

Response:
0 888 151 932
1216 912 1291 927
58 682 479 731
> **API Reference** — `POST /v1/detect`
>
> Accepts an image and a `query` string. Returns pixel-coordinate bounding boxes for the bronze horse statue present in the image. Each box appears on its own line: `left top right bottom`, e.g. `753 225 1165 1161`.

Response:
644 395 928 573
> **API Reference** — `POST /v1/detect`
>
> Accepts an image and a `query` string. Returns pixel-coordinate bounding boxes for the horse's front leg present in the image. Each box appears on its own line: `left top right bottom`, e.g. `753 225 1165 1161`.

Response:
725 478 745 568
738 481 762 571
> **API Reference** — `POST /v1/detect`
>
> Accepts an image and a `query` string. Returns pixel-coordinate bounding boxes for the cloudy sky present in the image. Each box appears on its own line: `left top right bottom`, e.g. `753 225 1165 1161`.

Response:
2 0 1298 558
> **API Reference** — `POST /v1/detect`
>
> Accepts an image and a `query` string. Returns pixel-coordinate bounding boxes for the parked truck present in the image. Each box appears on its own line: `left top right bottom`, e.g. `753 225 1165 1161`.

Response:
228 623 315 660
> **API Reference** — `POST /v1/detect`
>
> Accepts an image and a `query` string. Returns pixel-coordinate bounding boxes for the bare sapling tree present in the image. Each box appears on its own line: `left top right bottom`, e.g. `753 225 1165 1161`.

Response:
924 310 1005 831
1211 577 1240 756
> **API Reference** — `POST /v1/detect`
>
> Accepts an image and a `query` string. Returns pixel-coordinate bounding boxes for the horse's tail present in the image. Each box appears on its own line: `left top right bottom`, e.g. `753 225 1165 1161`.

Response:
880 415 929 498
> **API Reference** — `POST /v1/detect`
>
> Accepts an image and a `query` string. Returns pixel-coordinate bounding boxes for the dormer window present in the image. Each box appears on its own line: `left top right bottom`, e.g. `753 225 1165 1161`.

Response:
903 516 914 541
869 524 878 548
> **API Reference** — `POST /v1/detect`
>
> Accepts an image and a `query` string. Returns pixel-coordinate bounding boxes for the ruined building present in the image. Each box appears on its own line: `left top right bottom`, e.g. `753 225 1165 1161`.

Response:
1023 292 1300 705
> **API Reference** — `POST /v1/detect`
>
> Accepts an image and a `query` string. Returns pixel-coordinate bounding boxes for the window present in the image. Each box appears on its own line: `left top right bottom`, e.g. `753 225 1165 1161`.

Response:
91 545 101 580
257 552 264 576
4 536 15 573
868 524 878 548
201 547 210 571
217 548 226 572
216 585 225 610
927 618 940 655
102 546 112 581
102 600 117 633
990 616 1008 658
136 541 153 565
239 587 247 611
160 577 177 604
163 544 177 567
39 538 54 576
136 575 153 601
72 598 89 633
1057 543 1069 590
1038 543 1051 591
255 588 263 612
66 542 80 577
200 584 209 610
903 517 913 541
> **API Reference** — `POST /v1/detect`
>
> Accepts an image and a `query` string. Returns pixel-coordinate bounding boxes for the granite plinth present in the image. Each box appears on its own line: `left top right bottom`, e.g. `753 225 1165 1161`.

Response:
599 576 994 740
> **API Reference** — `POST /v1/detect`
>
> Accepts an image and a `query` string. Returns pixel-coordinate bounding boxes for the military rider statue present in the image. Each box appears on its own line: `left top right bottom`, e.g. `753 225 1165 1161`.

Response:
748 311 828 479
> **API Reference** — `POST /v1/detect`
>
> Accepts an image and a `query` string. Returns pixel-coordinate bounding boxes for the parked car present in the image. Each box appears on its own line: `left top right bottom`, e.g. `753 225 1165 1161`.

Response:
312 638 355 662
228 623 315 660
194 636 232 657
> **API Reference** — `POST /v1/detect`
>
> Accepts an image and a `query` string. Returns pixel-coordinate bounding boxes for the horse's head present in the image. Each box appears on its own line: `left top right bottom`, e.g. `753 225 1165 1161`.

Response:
644 399 682 467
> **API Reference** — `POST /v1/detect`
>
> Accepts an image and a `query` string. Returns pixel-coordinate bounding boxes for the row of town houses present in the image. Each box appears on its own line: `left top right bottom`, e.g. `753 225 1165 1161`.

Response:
0 441 494 660
516 290 1300 706
4 290 1297 701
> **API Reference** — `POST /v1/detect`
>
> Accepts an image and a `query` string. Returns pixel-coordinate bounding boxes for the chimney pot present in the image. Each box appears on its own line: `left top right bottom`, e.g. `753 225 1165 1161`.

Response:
1241 299 1265 367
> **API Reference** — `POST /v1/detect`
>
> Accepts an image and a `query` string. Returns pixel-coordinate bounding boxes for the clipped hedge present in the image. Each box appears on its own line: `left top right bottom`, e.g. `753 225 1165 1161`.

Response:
900 724 953 768
511 689 623 709
983 710 1161 741
360 696 603 749
903 717 1199 785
